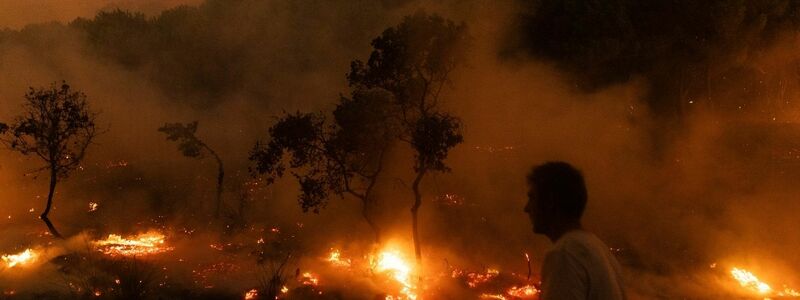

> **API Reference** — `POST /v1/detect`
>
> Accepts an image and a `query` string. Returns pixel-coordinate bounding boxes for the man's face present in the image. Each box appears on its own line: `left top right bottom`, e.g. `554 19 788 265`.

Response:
525 184 551 234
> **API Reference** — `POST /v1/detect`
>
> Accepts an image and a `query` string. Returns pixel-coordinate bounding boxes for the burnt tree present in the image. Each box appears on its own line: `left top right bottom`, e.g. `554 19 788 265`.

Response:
158 121 225 218
347 12 468 265
0 82 98 238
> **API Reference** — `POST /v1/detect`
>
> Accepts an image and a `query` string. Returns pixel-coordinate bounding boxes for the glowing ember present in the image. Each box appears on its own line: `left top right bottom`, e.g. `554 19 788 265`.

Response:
327 249 352 267
506 284 539 298
1 249 37 268
244 288 258 299
466 268 500 288
94 231 173 257
479 294 507 300
88 202 99 212
281 285 289 293
302 272 319 286
374 249 416 300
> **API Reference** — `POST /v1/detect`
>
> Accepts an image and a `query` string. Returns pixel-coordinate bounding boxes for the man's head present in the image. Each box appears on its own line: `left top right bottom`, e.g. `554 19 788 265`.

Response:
524 161 587 237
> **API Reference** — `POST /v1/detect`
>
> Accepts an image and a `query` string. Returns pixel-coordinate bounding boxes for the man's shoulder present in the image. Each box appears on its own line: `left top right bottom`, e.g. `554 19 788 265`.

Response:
551 230 611 260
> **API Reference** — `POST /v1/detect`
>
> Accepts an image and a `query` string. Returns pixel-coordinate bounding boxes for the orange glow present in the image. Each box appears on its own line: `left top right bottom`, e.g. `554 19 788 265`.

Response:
731 267 773 295
244 288 258 300
93 231 173 257
506 284 539 298
1 249 37 268
466 268 500 288
302 272 319 286
327 249 352 267
373 248 416 300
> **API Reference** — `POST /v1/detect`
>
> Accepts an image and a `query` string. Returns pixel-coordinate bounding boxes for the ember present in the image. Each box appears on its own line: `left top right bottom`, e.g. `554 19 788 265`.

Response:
506 284 539 298
244 288 258 299
93 231 173 257
465 268 500 287
1 249 37 268
301 272 319 286
326 249 351 267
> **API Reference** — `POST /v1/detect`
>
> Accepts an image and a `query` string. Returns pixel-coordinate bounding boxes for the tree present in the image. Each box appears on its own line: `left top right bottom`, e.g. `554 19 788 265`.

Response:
347 11 468 265
158 121 225 218
0 82 98 238
249 89 396 242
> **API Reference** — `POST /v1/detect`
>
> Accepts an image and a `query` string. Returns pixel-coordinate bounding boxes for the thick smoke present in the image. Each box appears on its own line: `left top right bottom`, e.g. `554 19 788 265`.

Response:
1 0 800 298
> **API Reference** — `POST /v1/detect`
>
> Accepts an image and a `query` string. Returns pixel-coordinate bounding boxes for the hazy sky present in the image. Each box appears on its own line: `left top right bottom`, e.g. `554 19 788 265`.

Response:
0 0 201 29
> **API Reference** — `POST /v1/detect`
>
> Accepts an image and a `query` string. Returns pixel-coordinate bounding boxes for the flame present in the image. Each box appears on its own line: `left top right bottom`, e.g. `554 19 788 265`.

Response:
302 272 319 286
327 249 352 267
374 248 416 300
479 294 507 300
729 267 800 297
2 249 37 268
244 288 258 300
93 231 173 257
506 284 539 298
466 268 500 288
731 267 773 295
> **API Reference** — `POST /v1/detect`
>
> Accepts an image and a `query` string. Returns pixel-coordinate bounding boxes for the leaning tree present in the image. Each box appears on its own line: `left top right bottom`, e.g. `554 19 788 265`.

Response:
0 82 98 238
347 11 468 265
249 89 396 243
158 121 225 218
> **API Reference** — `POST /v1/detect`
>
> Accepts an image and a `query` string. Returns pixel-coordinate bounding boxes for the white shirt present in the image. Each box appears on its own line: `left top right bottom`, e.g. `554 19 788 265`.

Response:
540 230 626 300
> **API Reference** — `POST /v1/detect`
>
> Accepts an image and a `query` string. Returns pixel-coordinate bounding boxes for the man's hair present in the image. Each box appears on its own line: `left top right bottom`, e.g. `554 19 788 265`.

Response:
527 161 587 220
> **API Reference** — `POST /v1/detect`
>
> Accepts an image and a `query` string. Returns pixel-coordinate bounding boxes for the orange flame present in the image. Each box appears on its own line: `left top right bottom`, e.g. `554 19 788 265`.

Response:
94 231 173 257
2 249 37 268
374 248 416 300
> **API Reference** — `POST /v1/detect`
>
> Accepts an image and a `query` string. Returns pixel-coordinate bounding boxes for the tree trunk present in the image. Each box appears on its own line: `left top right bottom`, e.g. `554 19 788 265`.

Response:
209 149 225 219
361 197 381 243
410 169 426 274
42 167 63 238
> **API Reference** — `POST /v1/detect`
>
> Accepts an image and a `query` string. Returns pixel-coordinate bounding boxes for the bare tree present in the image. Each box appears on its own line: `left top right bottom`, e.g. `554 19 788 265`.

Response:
158 121 225 218
0 82 98 238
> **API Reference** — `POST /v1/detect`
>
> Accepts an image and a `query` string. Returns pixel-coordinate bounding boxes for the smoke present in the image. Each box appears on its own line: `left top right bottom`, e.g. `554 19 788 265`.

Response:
1 0 800 298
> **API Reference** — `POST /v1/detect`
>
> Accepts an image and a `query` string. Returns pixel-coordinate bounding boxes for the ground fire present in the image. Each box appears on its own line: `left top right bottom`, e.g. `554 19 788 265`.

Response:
730 267 800 298
4 0 800 299
93 231 174 257
1 249 38 268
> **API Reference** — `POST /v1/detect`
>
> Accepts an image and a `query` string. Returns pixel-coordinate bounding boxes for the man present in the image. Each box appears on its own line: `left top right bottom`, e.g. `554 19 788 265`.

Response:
524 161 625 300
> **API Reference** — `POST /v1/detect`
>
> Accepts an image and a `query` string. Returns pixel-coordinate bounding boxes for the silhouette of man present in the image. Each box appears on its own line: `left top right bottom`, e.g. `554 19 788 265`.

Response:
524 162 625 300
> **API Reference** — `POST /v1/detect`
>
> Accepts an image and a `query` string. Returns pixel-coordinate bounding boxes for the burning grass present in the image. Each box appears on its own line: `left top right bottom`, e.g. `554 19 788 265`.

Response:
1 249 38 268
730 267 800 298
93 231 173 257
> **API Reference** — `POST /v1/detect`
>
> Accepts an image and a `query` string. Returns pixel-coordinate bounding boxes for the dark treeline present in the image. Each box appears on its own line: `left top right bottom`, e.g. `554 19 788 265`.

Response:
0 0 392 108
510 0 800 119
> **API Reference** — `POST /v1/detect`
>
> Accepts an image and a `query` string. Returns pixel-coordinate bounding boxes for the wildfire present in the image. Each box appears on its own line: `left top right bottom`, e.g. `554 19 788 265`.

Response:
374 249 416 300
88 202 99 212
730 267 800 298
244 288 258 300
465 268 500 288
93 231 173 257
506 284 539 298
1 249 37 268
301 272 319 286
327 249 352 267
